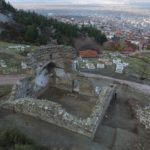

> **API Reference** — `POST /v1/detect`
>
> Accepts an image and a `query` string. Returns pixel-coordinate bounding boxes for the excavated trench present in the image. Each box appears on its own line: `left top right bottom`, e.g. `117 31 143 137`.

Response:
37 86 97 118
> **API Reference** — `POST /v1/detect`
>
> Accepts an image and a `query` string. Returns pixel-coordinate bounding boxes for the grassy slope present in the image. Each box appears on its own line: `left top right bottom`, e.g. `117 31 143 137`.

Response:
0 41 37 75
78 51 150 80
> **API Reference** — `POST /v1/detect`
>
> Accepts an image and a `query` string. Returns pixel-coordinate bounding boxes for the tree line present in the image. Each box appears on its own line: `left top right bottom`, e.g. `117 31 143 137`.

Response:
0 0 107 46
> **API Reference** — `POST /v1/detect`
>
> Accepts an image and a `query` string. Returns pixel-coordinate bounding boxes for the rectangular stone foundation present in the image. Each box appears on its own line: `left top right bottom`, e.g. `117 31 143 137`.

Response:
2 86 115 139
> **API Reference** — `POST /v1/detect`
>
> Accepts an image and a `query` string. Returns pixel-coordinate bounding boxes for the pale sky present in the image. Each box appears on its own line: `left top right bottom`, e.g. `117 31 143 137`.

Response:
7 0 150 4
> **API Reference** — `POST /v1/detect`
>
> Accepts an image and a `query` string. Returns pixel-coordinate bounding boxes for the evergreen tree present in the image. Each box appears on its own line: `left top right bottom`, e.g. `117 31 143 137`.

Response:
1 0 16 12
0 0 107 45
24 25 38 43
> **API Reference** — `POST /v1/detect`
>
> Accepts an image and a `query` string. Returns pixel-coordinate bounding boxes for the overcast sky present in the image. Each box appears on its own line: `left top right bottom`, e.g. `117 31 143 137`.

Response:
7 0 150 4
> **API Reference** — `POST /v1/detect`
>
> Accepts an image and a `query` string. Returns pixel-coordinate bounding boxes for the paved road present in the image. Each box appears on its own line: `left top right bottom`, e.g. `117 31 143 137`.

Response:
79 72 150 95
0 75 25 85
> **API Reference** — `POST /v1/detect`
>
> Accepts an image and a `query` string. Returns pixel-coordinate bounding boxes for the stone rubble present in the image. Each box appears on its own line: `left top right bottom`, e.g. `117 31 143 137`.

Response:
136 105 150 129
8 45 30 52
97 63 105 69
86 62 95 69
113 58 129 74
21 62 28 69
0 60 7 68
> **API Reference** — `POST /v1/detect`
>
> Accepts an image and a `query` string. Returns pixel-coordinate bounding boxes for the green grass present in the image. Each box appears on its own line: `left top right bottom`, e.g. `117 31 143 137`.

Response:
0 41 37 75
123 54 150 79
0 129 50 150
0 41 38 54
77 51 150 80
0 85 12 98
0 52 25 75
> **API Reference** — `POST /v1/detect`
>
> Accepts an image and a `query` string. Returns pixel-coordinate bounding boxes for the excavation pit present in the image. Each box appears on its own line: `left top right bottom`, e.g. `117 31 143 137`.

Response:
38 87 97 118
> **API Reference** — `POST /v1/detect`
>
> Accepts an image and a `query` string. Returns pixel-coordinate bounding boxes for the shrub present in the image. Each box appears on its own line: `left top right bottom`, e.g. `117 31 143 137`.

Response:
0 129 33 149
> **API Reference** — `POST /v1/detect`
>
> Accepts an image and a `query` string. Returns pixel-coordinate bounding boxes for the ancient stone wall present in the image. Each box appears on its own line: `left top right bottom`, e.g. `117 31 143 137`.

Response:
9 77 34 101
9 72 100 104
9 69 72 101
2 86 115 139
28 45 75 73
5 45 116 139
49 72 96 96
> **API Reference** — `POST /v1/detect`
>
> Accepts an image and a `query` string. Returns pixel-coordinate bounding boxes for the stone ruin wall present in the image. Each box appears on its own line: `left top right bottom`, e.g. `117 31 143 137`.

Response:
9 77 34 101
3 86 115 139
6 63 115 138
5 45 116 138
53 73 96 96
22 45 78 94
9 73 95 100
9 72 97 102
28 45 75 73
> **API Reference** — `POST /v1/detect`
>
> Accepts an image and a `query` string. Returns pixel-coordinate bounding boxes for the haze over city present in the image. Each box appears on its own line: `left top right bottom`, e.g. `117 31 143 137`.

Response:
7 0 150 4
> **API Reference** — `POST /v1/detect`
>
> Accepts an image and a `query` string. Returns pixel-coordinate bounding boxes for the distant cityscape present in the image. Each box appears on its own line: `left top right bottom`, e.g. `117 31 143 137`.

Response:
38 6 150 51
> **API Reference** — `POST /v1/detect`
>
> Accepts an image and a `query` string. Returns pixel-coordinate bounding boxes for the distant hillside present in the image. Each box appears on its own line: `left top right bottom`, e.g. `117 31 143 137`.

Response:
130 2 150 9
0 0 107 46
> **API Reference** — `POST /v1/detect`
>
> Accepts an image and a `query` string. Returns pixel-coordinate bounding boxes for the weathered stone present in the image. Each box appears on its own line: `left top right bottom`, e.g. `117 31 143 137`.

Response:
3 84 115 139
2 45 116 139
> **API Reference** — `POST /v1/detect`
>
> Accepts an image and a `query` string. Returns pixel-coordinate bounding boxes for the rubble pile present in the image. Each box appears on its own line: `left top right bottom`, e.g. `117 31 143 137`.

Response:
0 60 7 68
136 105 150 129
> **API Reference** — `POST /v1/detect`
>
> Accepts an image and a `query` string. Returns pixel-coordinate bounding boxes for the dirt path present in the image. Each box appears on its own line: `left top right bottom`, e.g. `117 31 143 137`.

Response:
79 72 150 95
0 75 25 85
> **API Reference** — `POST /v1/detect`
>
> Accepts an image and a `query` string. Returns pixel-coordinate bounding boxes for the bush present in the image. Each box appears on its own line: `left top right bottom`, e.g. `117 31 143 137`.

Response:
0 129 33 149
147 44 150 50
0 129 52 150
14 144 37 150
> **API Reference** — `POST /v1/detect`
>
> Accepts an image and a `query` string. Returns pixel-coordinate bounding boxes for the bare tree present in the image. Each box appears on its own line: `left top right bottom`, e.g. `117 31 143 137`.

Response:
74 37 102 56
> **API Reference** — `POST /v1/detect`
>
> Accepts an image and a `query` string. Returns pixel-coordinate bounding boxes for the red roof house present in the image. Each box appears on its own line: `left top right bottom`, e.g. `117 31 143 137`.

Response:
79 50 98 58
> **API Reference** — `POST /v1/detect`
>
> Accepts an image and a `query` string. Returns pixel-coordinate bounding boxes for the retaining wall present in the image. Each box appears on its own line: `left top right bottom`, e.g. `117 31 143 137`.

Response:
9 77 34 101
